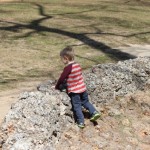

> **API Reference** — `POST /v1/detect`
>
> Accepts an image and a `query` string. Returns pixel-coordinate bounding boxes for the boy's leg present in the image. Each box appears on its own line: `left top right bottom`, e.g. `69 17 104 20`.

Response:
80 91 97 115
81 91 100 121
69 93 84 124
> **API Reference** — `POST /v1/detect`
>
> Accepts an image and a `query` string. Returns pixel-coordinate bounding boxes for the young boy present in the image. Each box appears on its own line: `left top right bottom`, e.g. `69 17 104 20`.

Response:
55 46 100 128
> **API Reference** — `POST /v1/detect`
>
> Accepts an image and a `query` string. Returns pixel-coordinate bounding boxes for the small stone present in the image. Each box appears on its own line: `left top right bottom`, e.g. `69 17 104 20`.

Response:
108 108 122 116
60 104 66 115
101 132 112 140
122 119 130 126
136 143 150 150
19 91 29 99
126 137 139 145
123 127 133 136
125 145 133 150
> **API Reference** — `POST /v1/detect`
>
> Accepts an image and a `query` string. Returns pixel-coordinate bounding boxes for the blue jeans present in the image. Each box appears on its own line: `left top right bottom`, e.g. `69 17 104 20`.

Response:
69 91 96 124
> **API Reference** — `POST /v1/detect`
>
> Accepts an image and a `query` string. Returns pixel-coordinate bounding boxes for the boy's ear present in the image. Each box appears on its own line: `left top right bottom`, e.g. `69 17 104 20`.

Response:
64 55 69 60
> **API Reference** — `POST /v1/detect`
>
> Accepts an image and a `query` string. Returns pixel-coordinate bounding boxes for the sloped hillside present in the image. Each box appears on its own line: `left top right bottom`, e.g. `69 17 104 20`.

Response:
56 88 150 150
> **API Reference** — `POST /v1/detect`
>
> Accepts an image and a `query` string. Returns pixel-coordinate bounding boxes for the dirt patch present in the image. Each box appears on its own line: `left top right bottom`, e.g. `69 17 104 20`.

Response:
56 88 150 149
0 80 42 125
117 44 150 57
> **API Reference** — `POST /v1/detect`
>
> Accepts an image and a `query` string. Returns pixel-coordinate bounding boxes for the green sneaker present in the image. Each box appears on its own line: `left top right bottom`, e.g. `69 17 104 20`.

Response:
90 111 101 121
77 123 85 129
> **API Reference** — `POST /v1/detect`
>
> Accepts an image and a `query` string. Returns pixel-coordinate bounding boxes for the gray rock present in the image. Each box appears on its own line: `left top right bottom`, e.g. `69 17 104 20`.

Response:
85 57 150 105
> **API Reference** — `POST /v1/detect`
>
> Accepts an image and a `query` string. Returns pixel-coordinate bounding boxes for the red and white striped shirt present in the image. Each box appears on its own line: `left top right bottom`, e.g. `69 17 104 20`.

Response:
55 62 86 93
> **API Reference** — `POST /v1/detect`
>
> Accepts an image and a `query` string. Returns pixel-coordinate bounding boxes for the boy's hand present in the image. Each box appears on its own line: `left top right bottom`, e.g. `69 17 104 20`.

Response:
51 86 57 90
51 85 55 88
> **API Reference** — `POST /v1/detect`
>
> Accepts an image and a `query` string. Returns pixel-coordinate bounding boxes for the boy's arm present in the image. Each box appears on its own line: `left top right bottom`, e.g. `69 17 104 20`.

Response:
55 64 72 90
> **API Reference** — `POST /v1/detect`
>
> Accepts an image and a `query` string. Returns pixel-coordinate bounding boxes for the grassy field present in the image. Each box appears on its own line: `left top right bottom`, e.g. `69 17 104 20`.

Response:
0 0 150 91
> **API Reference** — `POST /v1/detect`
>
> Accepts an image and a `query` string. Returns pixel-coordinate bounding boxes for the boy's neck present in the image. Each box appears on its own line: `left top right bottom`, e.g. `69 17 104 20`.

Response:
66 61 74 65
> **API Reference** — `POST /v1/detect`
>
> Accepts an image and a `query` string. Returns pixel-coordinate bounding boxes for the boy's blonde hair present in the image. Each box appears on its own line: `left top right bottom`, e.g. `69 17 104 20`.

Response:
60 46 74 61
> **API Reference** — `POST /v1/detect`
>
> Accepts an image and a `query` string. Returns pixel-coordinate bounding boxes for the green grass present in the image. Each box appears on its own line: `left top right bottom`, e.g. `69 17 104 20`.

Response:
0 0 150 91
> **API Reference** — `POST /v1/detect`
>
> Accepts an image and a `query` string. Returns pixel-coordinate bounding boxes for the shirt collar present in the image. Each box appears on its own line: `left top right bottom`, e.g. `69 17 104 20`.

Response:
66 61 75 66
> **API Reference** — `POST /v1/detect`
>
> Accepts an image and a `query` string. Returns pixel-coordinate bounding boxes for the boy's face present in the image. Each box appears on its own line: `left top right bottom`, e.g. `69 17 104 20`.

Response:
61 56 69 65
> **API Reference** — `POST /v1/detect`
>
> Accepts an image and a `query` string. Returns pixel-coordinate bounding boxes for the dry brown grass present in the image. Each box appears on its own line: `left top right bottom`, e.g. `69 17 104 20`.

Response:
0 0 20 2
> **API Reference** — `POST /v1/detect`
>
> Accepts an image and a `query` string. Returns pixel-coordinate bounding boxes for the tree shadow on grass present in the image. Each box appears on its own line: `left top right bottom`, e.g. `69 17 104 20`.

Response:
125 0 150 6
0 2 141 61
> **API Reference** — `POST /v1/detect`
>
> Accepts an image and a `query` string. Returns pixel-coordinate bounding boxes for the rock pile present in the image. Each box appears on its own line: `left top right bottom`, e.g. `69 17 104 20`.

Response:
0 57 150 150
0 86 72 150
85 57 150 103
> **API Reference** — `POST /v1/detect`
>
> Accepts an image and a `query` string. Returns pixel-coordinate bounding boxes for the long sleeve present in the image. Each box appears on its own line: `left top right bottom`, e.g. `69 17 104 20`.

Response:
55 64 72 90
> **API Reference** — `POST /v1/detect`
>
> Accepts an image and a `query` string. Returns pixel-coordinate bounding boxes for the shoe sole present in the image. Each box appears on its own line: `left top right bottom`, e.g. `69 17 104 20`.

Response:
77 123 85 129
90 114 100 121
78 126 85 129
